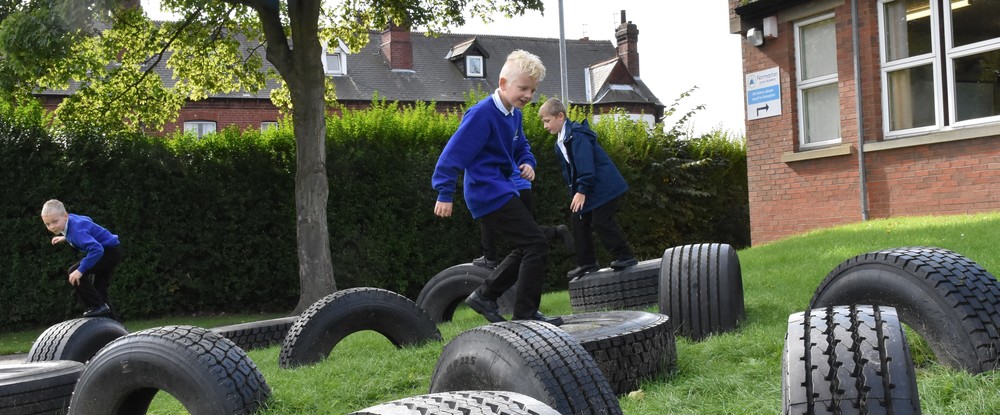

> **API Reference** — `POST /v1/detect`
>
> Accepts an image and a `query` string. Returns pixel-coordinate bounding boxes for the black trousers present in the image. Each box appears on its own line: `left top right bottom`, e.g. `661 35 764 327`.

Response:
478 196 548 319
69 244 123 320
572 196 633 266
479 189 556 260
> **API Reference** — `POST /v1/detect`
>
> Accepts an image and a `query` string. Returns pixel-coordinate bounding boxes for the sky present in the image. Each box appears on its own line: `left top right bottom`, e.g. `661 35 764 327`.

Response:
142 1 746 136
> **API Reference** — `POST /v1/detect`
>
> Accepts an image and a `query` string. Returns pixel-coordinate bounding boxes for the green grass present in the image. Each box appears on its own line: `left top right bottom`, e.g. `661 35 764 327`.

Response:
8 212 1000 413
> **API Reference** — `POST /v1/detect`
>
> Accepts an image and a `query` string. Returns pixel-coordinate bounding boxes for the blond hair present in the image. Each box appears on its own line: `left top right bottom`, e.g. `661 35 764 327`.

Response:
539 98 567 117
42 199 66 216
500 50 546 82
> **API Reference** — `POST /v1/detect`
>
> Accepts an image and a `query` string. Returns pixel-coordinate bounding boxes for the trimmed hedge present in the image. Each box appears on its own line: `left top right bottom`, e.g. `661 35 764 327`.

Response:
0 97 747 331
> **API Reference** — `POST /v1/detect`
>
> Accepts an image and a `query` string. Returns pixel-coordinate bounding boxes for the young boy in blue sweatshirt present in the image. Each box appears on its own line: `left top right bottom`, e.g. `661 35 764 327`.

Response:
432 50 562 326
539 98 638 279
41 199 124 320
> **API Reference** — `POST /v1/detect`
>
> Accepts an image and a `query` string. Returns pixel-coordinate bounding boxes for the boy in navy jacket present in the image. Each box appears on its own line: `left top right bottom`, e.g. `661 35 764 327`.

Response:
41 199 123 320
432 50 562 326
539 98 638 279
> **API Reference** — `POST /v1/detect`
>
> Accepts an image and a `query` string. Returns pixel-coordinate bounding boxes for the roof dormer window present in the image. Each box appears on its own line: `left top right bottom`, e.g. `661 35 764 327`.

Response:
322 42 348 76
446 38 490 79
466 56 484 78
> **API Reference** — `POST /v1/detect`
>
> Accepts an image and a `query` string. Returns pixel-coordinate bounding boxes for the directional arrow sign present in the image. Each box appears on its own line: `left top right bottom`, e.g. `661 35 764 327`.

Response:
746 67 781 121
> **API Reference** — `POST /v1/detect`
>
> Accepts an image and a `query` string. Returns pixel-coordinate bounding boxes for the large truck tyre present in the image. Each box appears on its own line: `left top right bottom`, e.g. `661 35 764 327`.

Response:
280 287 442 368
559 311 676 395
349 390 560 415
809 246 1000 373
568 259 659 313
429 320 621 415
68 325 270 414
0 361 84 415
27 317 128 364
211 316 298 351
658 243 744 340
783 305 920 414
416 264 516 323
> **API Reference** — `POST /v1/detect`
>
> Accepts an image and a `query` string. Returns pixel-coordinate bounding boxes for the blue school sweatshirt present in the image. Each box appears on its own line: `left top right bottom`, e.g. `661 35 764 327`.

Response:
65 213 120 275
432 93 535 219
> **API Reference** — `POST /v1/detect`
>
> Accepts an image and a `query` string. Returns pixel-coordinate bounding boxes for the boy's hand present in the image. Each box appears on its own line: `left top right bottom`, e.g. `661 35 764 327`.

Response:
519 164 535 181
434 201 453 218
67 270 83 286
571 193 586 212
51 236 66 245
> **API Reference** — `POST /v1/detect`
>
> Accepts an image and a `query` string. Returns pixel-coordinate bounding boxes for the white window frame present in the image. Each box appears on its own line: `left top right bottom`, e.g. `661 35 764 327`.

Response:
878 0 1000 138
183 121 216 138
794 13 842 149
943 2 1000 128
260 121 278 132
878 0 943 137
465 55 484 77
322 42 348 76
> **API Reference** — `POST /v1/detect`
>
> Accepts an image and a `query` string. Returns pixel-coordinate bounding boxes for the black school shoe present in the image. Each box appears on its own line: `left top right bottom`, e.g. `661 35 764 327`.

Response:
472 256 498 269
465 290 505 323
567 263 600 279
83 303 111 317
516 311 563 326
610 257 639 270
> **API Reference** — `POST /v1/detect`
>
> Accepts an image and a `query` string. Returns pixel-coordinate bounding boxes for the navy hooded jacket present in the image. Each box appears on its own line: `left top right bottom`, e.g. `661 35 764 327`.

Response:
555 119 628 213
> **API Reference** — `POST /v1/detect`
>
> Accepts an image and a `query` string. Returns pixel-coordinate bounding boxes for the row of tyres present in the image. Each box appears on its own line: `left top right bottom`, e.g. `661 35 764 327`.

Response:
3 244 998 413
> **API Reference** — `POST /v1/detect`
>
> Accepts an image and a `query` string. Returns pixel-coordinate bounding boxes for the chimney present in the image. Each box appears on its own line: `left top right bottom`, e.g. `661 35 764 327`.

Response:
615 10 640 77
380 22 414 71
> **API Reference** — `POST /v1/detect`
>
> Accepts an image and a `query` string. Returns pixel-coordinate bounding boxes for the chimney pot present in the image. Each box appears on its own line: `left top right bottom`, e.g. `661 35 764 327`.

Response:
380 22 414 70
615 11 640 77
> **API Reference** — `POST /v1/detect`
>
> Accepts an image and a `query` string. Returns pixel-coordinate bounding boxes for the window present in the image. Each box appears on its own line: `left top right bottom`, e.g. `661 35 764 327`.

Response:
466 55 484 77
795 13 841 147
322 43 347 75
879 0 1000 136
183 121 216 138
261 121 278 132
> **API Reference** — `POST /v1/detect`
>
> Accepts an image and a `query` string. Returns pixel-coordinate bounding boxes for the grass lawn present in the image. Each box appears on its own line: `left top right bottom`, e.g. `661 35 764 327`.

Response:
6 212 1000 414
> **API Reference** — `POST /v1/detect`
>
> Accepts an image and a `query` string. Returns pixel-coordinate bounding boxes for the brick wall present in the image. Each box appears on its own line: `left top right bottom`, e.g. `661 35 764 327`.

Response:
164 98 280 135
738 0 870 245
735 0 1000 245
866 139 1000 218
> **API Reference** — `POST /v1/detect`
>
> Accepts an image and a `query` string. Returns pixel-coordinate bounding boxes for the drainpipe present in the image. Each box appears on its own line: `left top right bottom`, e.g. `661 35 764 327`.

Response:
851 0 869 220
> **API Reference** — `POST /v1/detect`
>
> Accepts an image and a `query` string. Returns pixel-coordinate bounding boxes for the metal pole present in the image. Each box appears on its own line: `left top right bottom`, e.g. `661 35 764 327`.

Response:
557 0 569 103
851 0 869 221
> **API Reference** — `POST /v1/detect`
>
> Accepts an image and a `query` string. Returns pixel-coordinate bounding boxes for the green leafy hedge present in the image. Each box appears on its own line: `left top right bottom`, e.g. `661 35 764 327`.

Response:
0 97 747 331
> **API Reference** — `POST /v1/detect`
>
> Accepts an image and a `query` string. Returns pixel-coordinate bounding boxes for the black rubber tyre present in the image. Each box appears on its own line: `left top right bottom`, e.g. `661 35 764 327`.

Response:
211 316 298 351
349 390 560 415
27 318 128 364
809 246 1000 373
416 264 516 322
279 287 442 368
658 243 744 340
429 320 622 415
783 305 921 414
568 259 659 313
0 360 84 415
67 325 270 415
560 311 676 395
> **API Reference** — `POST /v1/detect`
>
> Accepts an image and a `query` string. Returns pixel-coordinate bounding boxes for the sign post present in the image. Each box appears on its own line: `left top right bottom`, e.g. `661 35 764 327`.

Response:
746 67 781 121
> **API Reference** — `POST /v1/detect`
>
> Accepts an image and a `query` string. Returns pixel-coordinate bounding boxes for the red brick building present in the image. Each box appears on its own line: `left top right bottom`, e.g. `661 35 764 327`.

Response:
38 12 663 137
731 0 1000 245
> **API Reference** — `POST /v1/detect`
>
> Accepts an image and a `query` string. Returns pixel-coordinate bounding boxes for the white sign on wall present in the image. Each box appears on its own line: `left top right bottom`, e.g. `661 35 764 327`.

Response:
746 67 781 121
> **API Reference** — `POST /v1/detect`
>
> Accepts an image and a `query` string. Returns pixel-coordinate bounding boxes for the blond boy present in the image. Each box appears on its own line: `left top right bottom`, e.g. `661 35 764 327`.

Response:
431 50 561 326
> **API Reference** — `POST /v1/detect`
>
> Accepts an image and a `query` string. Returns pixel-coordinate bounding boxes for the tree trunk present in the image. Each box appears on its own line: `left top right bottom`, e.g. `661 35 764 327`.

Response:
289 80 337 313
251 0 337 313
